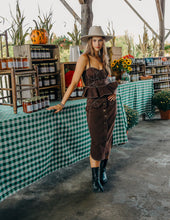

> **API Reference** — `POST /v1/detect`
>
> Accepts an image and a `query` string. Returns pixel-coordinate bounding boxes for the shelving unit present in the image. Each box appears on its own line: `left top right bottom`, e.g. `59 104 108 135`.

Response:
130 57 170 92
130 61 145 82
0 67 38 114
60 62 84 99
144 60 170 92
13 44 61 101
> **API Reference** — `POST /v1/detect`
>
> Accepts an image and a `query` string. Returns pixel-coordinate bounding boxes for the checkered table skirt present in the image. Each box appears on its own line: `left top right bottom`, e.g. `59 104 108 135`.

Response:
0 94 128 202
118 79 154 118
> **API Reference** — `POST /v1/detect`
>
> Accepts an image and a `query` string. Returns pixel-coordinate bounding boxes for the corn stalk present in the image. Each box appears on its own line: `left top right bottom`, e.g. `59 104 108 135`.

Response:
9 0 30 45
67 22 81 46
138 25 152 57
106 21 116 47
151 36 159 57
125 31 134 55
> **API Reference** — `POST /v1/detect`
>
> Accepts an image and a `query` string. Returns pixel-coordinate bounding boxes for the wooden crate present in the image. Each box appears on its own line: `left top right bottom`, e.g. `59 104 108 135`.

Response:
13 44 60 68
60 62 76 97
60 62 84 100
13 44 61 101
107 47 122 64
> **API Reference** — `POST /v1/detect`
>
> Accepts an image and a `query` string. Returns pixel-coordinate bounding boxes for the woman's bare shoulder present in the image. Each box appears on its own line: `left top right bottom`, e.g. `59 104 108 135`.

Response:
77 53 88 65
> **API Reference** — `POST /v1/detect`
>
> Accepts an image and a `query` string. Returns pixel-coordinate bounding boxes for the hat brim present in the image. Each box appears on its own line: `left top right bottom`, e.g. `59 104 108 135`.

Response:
81 35 112 42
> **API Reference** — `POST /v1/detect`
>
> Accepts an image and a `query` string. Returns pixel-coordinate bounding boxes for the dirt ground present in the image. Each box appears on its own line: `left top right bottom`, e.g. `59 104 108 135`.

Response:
0 114 170 220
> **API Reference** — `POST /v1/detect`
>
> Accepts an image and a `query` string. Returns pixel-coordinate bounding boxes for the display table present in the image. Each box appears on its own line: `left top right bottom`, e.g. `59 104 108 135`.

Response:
0 80 154 201
0 94 128 201
118 79 154 118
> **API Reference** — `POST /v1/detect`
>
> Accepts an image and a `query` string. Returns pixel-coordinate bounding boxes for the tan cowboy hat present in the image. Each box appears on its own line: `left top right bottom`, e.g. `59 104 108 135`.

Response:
81 26 112 42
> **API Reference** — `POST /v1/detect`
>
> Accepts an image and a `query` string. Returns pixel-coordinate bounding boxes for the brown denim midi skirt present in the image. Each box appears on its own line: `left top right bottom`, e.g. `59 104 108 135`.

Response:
86 96 117 161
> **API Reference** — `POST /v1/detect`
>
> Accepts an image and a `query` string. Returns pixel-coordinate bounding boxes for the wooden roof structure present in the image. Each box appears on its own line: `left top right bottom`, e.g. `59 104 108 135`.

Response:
60 0 167 55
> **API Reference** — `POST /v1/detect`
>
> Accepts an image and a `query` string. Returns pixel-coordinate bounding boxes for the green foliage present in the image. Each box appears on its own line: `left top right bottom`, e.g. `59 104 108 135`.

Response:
9 0 31 45
124 105 139 130
152 90 170 111
52 35 72 48
33 6 54 43
59 47 70 62
67 22 81 46
164 44 170 53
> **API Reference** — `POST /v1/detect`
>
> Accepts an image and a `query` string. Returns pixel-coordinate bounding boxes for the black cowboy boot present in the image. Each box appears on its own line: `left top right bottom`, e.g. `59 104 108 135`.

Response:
92 167 104 192
100 159 108 185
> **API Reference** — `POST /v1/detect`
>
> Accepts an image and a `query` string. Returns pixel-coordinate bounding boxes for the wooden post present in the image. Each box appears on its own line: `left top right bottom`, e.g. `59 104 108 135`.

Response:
158 0 165 56
81 0 93 37
11 68 17 114
5 31 9 57
34 65 39 96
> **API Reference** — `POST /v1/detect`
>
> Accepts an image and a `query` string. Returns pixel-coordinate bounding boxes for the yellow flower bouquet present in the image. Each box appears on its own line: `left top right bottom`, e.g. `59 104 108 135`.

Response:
111 58 132 80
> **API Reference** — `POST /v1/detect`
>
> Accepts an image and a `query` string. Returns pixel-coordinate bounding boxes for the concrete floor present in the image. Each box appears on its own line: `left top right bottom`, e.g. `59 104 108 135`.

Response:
0 114 170 220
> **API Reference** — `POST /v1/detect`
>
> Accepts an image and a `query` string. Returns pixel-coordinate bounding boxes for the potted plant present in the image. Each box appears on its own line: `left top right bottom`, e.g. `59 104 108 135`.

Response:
124 105 139 131
111 57 132 82
67 22 81 62
152 90 170 120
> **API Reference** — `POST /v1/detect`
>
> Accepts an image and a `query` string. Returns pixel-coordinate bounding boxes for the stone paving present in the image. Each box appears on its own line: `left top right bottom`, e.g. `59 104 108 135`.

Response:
0 114 170 220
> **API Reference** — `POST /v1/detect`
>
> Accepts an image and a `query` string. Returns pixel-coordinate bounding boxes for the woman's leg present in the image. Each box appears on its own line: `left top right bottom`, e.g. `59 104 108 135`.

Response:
90 155 103 192
90 155 100 168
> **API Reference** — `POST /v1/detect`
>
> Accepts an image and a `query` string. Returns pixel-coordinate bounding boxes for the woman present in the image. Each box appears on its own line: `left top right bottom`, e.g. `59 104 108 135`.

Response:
47 26 118 192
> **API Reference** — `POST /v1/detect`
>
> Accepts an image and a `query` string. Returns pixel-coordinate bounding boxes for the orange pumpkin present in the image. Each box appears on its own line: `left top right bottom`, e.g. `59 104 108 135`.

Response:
40 29 48 44
30 29 48 44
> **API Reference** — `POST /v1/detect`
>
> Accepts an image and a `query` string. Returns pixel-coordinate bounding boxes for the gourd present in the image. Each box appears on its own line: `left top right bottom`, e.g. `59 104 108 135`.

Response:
30 20 48 44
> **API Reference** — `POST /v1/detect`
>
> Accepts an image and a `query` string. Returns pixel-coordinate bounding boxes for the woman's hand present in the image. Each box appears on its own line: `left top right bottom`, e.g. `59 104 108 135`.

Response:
46 104 64 114
108 93 116 102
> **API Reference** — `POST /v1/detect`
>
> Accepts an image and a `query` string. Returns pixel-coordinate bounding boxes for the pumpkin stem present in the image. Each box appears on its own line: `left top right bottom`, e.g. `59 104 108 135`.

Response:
33 19 39 30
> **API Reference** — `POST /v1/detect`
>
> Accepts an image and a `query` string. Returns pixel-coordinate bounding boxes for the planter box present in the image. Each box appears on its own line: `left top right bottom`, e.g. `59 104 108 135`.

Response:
159 109 170 120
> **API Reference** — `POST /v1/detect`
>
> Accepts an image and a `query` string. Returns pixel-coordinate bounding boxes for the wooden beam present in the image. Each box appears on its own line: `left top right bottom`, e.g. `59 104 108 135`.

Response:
60 0 81 24
124 0 159 39
165 30 170 40
155 0 164 21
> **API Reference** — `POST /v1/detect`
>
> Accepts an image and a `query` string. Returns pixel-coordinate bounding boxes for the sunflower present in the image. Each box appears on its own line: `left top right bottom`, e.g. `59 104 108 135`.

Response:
113 60 117 64
111 63 115 67
128 67 132 71
126 59 132 65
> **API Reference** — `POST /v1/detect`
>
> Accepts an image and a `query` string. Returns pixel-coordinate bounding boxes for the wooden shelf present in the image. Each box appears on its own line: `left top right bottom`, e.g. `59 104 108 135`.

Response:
38 72 60 77
154 88 170 91
145 64 169 68
153 80 170 84
32 58 58 63
150 72 170 76
39 85 60 90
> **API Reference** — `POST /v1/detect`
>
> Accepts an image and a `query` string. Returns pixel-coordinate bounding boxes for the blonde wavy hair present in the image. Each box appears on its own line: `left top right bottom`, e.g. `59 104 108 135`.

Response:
83 37 111 75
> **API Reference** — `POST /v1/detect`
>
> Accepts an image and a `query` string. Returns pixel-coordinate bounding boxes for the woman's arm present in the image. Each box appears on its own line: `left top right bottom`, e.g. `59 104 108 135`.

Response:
47 54 87 113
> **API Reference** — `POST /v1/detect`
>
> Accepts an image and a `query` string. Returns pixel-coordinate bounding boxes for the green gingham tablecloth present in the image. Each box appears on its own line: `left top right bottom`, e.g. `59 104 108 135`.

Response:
0 94 127 201
117 79 154 118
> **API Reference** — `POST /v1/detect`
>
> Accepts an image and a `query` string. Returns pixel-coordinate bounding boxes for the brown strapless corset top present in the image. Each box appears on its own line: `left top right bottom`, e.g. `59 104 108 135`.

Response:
82 67 118 98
